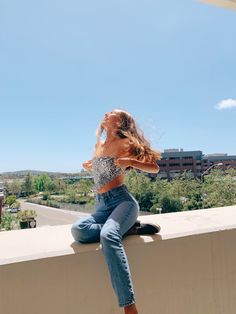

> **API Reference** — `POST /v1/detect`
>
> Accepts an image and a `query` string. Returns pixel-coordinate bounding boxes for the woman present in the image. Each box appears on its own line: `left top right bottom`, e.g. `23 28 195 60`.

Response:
71 109 161 314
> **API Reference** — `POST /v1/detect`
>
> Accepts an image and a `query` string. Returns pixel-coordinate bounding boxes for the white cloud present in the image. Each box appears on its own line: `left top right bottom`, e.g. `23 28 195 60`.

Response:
216 98 236 110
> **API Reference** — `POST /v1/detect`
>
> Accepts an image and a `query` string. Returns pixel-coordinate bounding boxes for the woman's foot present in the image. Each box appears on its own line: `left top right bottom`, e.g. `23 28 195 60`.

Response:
125 220 161 235
124 303 138 314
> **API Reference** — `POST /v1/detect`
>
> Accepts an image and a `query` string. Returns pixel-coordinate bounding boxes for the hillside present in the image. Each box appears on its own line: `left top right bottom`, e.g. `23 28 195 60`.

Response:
0 170 79 179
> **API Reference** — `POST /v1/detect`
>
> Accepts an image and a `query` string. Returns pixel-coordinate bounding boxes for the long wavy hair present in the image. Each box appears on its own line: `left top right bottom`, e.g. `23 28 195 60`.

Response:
96 109 161 162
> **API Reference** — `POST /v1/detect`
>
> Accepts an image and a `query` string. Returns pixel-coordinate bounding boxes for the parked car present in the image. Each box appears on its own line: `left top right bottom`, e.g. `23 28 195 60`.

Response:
7 207 21 214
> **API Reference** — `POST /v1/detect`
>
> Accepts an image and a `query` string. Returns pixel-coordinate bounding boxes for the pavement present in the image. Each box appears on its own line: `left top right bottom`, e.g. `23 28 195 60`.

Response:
19 200 89 227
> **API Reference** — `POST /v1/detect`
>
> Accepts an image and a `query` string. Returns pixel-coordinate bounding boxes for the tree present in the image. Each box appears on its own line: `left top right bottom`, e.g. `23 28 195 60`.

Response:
3 181 10 196
65 185 78 204
77 179 93 196
34 174 52 192
5 195 17 207
159 195 183 213
125 170 155 211
8 180 22 196
0 212 18 231
22 172 35 196
203 169 236 208
54 179 67 194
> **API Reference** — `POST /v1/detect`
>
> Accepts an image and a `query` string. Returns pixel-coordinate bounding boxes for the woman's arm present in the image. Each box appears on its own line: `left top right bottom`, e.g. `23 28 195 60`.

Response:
115 157 160 174
82 160 93 172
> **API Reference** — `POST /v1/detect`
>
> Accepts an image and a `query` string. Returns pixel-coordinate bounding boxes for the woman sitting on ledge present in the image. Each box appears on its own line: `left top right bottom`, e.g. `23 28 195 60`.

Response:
71 109 161 314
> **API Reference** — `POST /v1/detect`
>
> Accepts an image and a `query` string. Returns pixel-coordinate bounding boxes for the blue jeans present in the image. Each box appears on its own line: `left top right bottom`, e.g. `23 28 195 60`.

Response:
71 184 140 307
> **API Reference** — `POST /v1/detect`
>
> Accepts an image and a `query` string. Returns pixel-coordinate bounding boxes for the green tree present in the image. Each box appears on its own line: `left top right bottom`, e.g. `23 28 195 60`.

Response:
0 212 18 231
22 173 35 196
3 181 10 196
34 174 52 192
159 195 183 213
125 170 155 211
203 169 236 208
152 172 203 211
5 195 17 207
77 179 93 196
54 179 67 194
65 185 78 204
8 180 22 196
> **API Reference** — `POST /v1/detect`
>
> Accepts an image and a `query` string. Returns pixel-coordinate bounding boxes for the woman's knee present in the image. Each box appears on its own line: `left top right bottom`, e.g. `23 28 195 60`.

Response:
100 224 121 245
71 219 91 243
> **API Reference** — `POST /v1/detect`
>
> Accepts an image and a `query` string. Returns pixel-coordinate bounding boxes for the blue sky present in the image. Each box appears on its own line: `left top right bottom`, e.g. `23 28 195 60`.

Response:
0 0 235 173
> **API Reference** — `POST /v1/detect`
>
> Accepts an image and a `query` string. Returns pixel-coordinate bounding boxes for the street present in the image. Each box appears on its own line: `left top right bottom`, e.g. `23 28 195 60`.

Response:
19 200 89 227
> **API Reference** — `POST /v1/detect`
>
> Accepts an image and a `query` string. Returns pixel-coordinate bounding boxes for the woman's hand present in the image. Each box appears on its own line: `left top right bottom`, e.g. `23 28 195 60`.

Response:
82 160 92 172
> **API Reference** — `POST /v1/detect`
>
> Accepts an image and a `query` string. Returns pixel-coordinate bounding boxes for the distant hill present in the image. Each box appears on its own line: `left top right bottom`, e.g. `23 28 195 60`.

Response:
0 170 79 179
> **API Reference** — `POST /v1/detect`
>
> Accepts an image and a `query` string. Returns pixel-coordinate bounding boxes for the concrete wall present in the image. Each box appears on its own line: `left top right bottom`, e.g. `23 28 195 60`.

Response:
1 206 236 314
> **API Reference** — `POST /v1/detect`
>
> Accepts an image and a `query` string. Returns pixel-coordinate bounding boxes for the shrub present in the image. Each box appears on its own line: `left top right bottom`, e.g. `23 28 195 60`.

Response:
0 212 18 231
17 209 37 221
5 195 17 207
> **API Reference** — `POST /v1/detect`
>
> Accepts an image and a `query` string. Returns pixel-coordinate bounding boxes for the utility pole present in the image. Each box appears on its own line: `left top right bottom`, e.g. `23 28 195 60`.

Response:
0 182 4 224
201 163 223 208
201 162 223 183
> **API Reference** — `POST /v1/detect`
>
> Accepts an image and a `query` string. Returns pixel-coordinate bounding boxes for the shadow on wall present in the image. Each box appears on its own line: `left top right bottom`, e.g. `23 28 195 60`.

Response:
70 233 163 254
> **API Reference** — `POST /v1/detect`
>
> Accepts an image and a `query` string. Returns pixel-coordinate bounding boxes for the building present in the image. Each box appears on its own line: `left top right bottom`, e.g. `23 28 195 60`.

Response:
156 149 236 180
157 149 203 180
203 153 236 171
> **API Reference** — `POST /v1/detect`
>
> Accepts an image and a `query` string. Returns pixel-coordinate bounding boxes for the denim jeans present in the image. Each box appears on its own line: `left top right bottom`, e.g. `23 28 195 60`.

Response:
71 184 140 307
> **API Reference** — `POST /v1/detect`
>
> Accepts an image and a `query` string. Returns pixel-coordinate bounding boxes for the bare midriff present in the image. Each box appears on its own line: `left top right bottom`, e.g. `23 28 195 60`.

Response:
96 173 125 194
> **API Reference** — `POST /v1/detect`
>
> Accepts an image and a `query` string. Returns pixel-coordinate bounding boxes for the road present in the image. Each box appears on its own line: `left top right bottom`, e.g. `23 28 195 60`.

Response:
19 200 89 228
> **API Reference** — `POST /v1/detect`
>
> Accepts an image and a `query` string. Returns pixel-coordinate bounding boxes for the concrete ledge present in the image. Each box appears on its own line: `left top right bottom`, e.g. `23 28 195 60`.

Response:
0 205 236 266
1 206 236 314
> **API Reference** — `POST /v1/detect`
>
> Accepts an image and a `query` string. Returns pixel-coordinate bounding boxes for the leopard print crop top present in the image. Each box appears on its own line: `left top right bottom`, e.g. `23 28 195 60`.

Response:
92 156 125 191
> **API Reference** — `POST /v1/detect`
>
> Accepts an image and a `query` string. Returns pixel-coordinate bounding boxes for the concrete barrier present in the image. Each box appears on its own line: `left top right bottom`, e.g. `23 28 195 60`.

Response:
0 206 236 314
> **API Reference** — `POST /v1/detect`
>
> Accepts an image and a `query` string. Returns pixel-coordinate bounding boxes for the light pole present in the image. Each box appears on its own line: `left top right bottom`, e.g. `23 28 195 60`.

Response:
200 162 223 209
0 182 4 225
201 162 223 183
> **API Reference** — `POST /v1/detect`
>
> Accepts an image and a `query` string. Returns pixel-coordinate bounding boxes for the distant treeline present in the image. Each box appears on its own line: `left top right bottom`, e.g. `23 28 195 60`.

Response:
1 168 236 213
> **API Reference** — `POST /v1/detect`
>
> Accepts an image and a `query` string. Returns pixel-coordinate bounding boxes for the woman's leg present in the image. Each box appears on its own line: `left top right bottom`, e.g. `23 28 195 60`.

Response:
71 215 102 243
71 196 111 243
100 200 139 310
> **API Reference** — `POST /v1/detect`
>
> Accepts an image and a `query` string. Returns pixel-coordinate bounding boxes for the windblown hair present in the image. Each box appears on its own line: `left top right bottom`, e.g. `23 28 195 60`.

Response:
96 109 161 163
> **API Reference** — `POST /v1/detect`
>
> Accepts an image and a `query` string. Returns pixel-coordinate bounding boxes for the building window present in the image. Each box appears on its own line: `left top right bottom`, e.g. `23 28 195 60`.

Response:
182 163 193 166
169 163 180 167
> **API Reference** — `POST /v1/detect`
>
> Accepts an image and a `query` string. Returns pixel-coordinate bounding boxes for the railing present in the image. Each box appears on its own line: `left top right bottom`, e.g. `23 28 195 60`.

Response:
1 205 236 314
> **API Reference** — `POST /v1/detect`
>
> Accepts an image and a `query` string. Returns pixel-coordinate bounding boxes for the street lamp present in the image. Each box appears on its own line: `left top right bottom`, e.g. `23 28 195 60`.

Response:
201 162 223 182
0 182 4 224
200 162 223 209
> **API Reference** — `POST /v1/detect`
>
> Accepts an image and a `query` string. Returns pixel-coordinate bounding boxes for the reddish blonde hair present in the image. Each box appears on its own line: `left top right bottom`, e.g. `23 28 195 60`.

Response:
96 109 161 162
